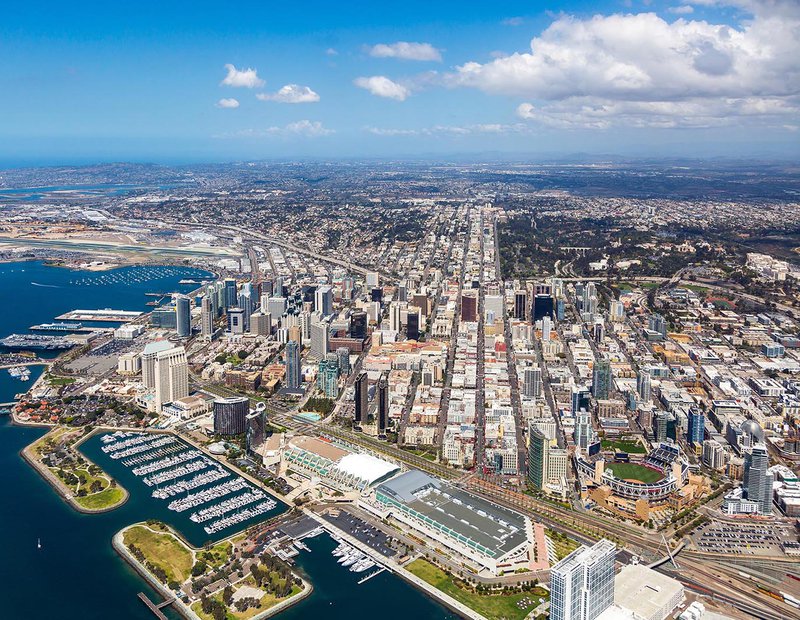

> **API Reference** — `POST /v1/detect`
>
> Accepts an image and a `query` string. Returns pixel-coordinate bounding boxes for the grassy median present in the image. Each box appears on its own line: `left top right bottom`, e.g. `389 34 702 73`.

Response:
405 559 548 620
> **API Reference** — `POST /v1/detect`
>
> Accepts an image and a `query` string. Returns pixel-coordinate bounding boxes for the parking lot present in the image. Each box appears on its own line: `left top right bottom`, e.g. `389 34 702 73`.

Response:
321 509 397 558
694 520 798 556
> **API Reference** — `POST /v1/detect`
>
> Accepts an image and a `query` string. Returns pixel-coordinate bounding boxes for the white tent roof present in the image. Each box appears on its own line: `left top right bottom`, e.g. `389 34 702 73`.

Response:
332 453 398 486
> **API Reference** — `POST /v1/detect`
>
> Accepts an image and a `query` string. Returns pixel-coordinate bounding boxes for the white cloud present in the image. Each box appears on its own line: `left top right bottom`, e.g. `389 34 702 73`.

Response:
218 120 334 139
220 64 265 88
502 17 525 26
365 123 529 137
368 42 442 62
448 6 799 128
325 48 338 56
256 84 320 103
667 5 694 13
354 76 411 101
215 98 240 109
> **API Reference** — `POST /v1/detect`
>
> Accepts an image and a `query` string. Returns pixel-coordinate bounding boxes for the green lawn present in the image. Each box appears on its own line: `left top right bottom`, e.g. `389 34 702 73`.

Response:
123 525 193 584
605 462 664 483
75 486 125 510
405 559 547 620
601 439 646 454
191 580 301 620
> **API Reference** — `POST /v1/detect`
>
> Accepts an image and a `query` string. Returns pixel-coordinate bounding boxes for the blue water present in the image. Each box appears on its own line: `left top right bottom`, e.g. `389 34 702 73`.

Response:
0 261 457 619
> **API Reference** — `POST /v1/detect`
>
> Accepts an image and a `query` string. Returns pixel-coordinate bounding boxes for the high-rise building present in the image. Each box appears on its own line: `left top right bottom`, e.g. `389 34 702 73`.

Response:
514 290 528 321
267 296 287 318
743 443 773 515
250 311 271 336
141 340 175 389
592 360 612 400
593 320 604 344
390 301 407 333
461 293 477 322
377 373 389 433
406 309 421 341
223 278 238 310
366 271 379 288
653 411 677 442
533 294 554 322
350 310 367 339
541 316 552 342
336 347 351 375
213 396 249 436
227 307 245 334
317 355 339 398
246 409 266 452
200 295 214 340
315 285 333 316
371 287 383 303
571 387 591 415
687 408 705 445
153 344 189 412
649 313 667 338
574 410 594 450
702 439 726 470
175 295 191 338
310 321 329 360
354 371 368 424
284 340 302 390
550 539 616 620
528 425 549 489
523 367 543 399
636 371 651 403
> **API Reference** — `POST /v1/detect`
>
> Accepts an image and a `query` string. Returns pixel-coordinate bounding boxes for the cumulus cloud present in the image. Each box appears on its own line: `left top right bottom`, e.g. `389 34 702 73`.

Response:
354 76 411 101
220 64 265 88
215 98 240 109
447 6 800 128
368 42 442 62
256 84 320 103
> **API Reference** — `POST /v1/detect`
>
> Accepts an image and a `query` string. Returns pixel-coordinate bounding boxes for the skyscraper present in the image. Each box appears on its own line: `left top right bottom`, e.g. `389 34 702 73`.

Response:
223 278 238 310
377 373 389 433
200 295 214 340
310 321 329 360
390 301 407 333
533 294 554 322
649 313 667 338
350 310 367 339
636 371 651 403
284 340 302 390
317 354 340 398
227 307 245 334
175 295 191 338
406 308 421 341
687 408 705 445
571 387 591 415
336 347 351 375
354 371 368 425
528 425 549 489
743 443 773 515
541 316 552 342
213 396 249 436
153 344 189 412
141 340 175 389
550 539 616 620
315 285 333 316
592 360 612 400
461 293 477 322
514 290 528 321
574 410 594 450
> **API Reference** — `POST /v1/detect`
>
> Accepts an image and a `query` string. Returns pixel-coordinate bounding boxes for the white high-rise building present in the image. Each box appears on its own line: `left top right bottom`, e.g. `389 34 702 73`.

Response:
267 296 287 318
551 539 616 620
153 344 189 412
366 271 379 288
315 285 333 316
259 293 270 315
141 340 176 389
389 301 407 333
200 296 214 340
310 321 329 361
542 316 552 342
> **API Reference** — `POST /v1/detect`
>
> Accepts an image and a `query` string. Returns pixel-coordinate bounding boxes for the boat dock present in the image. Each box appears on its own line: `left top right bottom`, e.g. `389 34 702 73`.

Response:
136 592 175 620
54 309 143 322
358 567 386 584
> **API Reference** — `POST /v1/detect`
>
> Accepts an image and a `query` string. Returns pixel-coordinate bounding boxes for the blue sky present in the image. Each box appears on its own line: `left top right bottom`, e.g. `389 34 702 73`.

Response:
1 0 798 164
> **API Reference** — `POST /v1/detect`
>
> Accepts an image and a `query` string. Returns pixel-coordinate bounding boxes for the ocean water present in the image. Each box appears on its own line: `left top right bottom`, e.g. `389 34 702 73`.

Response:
0 261 456 619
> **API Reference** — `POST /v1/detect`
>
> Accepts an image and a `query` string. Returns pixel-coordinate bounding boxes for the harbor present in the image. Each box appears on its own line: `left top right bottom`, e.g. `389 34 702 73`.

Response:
54 309 144 322
85 431 286 545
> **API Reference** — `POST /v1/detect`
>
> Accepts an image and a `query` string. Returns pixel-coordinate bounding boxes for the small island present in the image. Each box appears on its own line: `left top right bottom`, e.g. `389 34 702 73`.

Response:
23 427 128 513
116 521 310 620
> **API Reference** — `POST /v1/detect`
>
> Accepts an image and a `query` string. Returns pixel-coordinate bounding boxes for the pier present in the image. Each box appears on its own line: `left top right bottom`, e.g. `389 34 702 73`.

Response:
136 592 175 619
54 309 143 322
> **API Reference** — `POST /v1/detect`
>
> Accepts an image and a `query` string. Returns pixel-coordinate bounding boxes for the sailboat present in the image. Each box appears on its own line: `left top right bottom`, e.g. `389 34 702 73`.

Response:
37 538 42 550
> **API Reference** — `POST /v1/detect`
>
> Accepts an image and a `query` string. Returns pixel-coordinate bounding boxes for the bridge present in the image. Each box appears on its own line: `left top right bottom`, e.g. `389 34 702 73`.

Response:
647 539 686 569
137 592 175 619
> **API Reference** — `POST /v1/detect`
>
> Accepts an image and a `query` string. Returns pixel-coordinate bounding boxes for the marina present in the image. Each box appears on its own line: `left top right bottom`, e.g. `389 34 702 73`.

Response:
7 366 32 381
86 431 286 545
0 333 77 350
